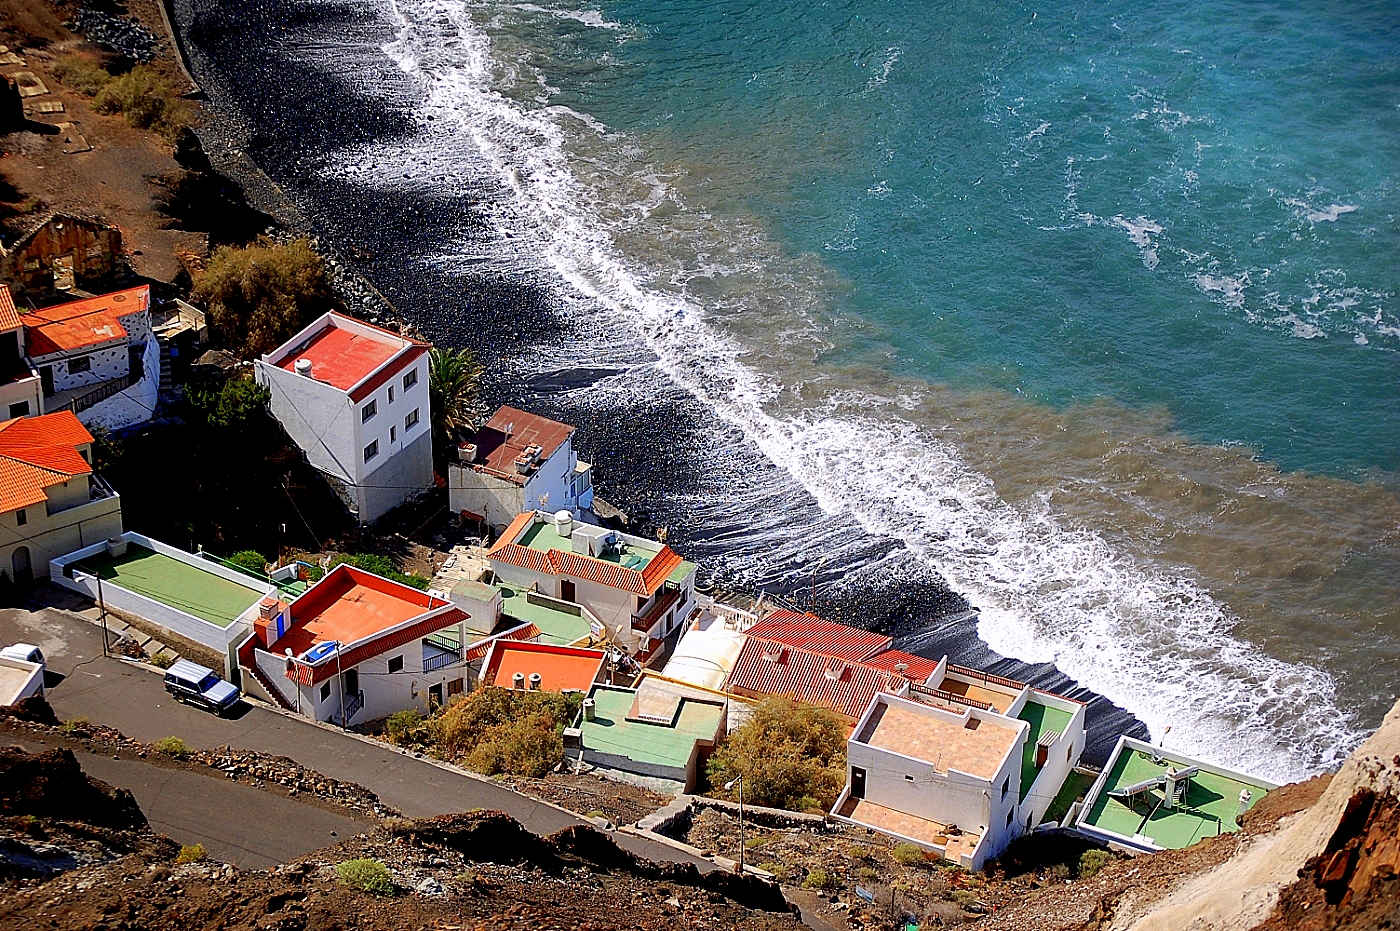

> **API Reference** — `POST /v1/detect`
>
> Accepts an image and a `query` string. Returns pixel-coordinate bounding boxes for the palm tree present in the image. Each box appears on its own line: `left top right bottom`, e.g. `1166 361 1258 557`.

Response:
429 346 483 460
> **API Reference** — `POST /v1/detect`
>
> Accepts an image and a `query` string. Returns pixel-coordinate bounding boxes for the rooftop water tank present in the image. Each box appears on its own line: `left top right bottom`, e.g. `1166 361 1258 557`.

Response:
294 358 312 376
582 698 596 721
554 510 573 538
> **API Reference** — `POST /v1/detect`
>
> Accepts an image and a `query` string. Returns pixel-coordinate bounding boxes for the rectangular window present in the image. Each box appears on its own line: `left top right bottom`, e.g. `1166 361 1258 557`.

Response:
16 509 26 526
390 425 396 443
904 774 915 782
7 401 29 418
448 678 464 697
1002 776 1010 801
69 356 91 374
387 655 404 673
388 385 395 403
1006 809 1014 827
320 682 332 702
405 408 419 430
364 440 379 462
403 368 418 390
362 399 377 423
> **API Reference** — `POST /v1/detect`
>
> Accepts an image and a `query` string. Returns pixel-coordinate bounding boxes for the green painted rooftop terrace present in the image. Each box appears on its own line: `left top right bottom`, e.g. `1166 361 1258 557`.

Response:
519 521 660 571
581 686 724 770
498 585 592 646
1017 698 1074 802
73 545 266 629
1082 748 1272 850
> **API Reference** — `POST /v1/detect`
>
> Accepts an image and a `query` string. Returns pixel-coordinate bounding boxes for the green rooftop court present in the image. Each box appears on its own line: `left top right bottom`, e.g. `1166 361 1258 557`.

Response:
73 545 267 629
581 686 725 772
1079 743 1274 850
498 585 592 645
1017 698 1074 801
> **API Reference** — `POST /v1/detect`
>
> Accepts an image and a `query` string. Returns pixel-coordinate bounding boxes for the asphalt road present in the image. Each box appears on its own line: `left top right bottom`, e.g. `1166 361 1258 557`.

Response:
5 733 366 870
0 607 709 870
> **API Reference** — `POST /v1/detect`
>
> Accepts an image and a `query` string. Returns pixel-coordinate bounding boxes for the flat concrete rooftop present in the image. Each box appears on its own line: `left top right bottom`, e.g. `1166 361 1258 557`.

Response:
74 545 265 629
856 698 1020 781
836 797 981 863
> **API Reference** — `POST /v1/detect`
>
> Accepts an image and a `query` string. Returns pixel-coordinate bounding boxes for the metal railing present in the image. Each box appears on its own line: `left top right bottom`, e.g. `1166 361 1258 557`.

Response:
54 374 133 415
946 663 1026 691
423 642 462 673
910 682 995 711
342 689 365 724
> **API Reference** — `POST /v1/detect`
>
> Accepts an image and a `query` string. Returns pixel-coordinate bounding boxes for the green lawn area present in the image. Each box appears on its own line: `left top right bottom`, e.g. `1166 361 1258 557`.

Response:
499 586 592 645
1082 748 1271 849
1017 699 1074 801
581 686 723 770
74 545 267 629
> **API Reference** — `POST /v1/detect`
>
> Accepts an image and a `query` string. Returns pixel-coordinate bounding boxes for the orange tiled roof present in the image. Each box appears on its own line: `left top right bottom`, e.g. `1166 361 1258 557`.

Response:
0 411 94 513
487 513 683 597
0 286 20 332
22 286 149 356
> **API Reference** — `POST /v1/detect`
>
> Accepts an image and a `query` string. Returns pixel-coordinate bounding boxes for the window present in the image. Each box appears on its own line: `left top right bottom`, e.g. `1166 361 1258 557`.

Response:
390 425 397 443
364 440 379 462
387 655 404 674
448 677 464 697
1068 745 1073 762
403 368 418 390
7 401 29 418
362 399 377 422
69 356 91 374
15 509 25 527
320 682 332 702
388 385 395 403
637 596 648 611
1002 776 1009 801
1006 809 1014 828
904 774 915 782
405 408 420 430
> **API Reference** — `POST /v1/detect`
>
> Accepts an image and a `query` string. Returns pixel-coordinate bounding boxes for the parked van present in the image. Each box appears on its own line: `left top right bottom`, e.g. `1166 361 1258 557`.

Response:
163 660 239 715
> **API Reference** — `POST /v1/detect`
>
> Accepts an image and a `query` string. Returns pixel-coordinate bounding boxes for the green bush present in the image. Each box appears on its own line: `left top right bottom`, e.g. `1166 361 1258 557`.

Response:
857 866 879 881
893 843 926 867
704 696 847 813
176 843 206 864
331 553 431 590
59 718 88 734
193 238 338 359
93 66 191 139
155 736 191 759
150 653 176 670
425 687 581 777
226 550 269 576
758 861 789 882
385 709 427 745
802 869 835 891
1046 862 1071 882
951 889 977 909
1078 848 1113 879
51 54 111 96
185 375 271 431
335 858 393 896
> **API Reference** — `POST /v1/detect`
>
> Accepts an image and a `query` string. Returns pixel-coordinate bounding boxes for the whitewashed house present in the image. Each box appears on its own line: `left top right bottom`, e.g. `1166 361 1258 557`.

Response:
19 285 159 431
244 564 472 723
0 287 43 421
255 312 433 525
448 406 594 534
486 510 697 658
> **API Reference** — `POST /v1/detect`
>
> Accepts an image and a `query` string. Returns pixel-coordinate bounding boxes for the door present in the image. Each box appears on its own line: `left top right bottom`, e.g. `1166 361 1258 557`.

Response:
851 766 866 800
428 683 443 707
39 366 53 397
560 580 576 602
343 668 359 697
11 546 31 586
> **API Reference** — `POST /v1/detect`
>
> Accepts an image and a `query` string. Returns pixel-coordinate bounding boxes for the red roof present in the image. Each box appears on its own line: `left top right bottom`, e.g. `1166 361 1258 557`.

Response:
22 286 148 356
273 565 463 675
745 611 892 663
0 411 94 513
863 649 942 684
469 406 576 486
482 640 607 693
487 516 685 597
0 285 20 332
727 637 904 721
276 321 399 391
463 622 541 662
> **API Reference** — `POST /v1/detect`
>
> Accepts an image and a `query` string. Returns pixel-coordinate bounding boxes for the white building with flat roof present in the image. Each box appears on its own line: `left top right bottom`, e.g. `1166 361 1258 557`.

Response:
255 313 433 525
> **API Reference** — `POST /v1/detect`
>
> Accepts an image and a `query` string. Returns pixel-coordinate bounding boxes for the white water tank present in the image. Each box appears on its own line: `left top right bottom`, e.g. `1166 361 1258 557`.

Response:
554 510 573 538
458 443 478 463
294 358 312 376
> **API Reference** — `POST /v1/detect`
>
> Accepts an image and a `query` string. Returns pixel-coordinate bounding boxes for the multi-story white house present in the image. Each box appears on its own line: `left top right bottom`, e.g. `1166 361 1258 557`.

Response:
486 510 697 658
447 406 594 534
0 410 123 584
255 313 433 525
830 662 1086 871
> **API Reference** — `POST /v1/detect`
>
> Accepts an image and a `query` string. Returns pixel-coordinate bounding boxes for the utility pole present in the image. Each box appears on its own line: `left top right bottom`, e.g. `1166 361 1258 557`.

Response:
334 642 346 730
96 571 109 656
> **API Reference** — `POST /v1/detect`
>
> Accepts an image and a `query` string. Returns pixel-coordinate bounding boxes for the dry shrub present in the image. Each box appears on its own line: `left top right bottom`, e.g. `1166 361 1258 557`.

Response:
93 66 191 139
51 54 111 96
425 687 580 778
192 238 338 358
705 696 847 813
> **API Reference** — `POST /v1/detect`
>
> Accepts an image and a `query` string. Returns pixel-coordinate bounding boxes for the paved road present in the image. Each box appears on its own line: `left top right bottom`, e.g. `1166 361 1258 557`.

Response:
0 607 709 870
6 733 365 870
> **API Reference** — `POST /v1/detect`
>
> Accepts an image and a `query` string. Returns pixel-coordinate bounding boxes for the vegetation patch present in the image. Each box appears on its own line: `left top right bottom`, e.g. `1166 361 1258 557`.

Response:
335 858 393 896
1078 848 1113 878
705 697 847 813
93 66 192 139
175 843 206 864
330 553 431 591
51 54 111 96
193 238 338 359
155 736 191 759
395 687 583 778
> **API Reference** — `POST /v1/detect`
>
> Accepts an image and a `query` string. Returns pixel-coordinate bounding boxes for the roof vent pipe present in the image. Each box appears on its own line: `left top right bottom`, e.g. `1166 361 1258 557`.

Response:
512 672 525 689
554 510 573 538
529 672 542 690
294 358 313 376
583 698 596 721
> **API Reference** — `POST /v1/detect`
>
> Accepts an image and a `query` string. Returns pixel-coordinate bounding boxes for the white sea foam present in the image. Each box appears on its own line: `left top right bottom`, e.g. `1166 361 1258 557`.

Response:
864 46 901 91
1111 215 1163 269
1283 197 1359 224
347 0 1361 780
510 2 622 29
1195 272 1249 308
1025 121 1050 141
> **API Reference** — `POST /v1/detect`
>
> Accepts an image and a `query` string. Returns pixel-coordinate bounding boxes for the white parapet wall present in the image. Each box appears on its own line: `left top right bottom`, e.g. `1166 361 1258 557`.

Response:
49 531 278 658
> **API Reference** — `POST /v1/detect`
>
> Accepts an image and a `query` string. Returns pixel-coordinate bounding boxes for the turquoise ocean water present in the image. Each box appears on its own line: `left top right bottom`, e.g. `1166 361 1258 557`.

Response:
277 0 1400 776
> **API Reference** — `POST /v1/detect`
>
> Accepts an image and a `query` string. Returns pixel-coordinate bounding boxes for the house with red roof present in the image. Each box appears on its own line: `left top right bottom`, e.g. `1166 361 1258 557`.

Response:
245 563 471 725
486 510 698 658
255 312 433 525
0 285 43 423
448 406 595 534
0 410 122 583
480 640 609 694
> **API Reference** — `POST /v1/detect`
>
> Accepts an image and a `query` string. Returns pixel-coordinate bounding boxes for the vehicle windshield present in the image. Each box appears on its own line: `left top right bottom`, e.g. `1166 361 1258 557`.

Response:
198 674 220 691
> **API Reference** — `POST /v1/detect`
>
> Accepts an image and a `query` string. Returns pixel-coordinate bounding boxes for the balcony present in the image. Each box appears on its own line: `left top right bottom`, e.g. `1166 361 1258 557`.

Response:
632 586 682 634
423 633 462 673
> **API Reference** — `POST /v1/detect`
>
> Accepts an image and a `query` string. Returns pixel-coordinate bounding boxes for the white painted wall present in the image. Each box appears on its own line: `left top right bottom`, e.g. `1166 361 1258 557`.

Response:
79 337 159 431
0 372 41 419
0 481 122 582
1018 693 1087 830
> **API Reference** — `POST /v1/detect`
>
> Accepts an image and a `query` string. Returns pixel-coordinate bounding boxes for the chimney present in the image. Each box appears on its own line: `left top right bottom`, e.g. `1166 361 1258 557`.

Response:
528 672 542 690
583 698 596 721
512 672 525 689
294 358 313 376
